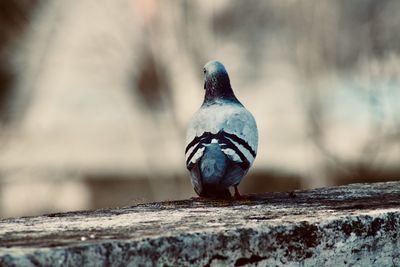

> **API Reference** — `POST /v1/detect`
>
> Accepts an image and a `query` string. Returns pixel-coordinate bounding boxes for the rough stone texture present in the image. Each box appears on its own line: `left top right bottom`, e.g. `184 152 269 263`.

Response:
0 182 400 266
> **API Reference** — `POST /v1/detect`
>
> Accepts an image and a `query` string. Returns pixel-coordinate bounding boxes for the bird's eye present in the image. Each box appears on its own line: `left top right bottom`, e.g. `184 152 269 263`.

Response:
203 68 206 74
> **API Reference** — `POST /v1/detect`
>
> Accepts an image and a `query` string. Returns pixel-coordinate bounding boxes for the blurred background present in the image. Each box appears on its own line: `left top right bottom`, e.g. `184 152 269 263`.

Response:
0 0 400 218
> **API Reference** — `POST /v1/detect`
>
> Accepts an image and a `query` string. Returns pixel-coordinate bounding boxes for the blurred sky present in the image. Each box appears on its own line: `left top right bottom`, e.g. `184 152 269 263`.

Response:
0 0 400 218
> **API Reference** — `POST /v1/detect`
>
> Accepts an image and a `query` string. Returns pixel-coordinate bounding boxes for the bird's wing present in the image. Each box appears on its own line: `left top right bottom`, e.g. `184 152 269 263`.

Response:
220 160 247 187
189 162 203 195
185 132 206 170
185 103 258 170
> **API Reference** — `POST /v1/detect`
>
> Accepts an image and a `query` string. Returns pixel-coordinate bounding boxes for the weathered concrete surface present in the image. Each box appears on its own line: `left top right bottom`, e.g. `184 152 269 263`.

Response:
0 182 400 266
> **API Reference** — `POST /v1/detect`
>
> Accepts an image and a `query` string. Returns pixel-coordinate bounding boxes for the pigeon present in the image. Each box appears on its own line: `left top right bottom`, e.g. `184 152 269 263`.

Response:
185 60 258 198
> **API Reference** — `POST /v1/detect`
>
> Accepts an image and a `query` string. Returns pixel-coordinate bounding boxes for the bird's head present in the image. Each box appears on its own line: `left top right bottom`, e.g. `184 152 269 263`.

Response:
203 61 236 102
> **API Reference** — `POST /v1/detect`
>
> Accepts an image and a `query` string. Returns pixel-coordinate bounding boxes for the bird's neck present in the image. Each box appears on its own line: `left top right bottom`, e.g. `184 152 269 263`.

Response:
202 92 241 107
203 75 238 103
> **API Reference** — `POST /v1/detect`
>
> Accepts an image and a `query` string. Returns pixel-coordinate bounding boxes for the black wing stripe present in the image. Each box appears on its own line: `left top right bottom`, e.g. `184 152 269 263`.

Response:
225 136 254 160
185 130 254 170
186 131 255 157
220 137 250 170
186 132 213 168
186 143 205 167
185 132 210 154
223 132 256 157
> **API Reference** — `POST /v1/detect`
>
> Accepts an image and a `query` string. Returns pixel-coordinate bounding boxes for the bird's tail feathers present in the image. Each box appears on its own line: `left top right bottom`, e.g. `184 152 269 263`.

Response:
200 143 227 184
198 142 233 198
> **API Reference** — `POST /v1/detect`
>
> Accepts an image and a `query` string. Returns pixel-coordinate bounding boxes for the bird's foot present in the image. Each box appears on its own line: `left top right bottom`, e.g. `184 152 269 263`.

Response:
233 186 244 200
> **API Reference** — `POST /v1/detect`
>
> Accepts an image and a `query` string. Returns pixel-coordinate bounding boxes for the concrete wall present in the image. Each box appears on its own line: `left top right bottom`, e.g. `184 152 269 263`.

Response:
0 182 399 266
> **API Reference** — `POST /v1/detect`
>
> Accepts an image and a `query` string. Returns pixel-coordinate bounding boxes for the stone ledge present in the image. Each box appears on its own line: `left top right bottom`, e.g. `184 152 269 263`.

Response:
1 182 400 266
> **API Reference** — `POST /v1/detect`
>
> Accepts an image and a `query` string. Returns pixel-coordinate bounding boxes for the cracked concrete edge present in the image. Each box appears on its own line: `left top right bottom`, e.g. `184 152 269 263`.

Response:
1 210 399 266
